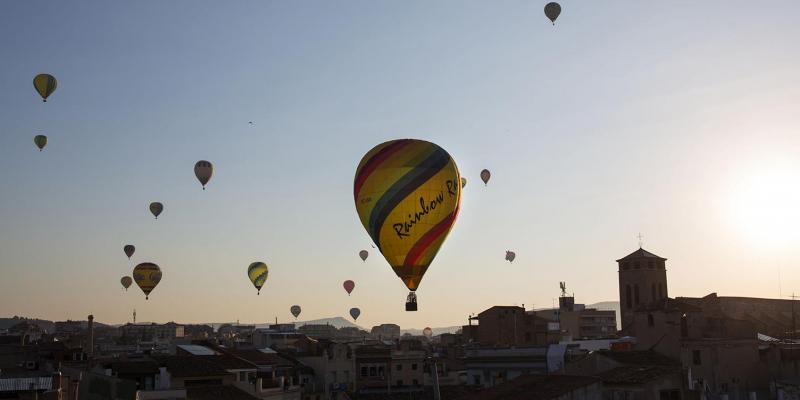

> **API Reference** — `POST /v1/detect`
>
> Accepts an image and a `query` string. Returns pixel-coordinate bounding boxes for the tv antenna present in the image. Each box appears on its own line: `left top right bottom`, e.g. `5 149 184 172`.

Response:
559 282 567 297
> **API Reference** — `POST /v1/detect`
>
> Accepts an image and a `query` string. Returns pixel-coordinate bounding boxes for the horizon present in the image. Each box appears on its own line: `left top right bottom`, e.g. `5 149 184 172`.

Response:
2 1 800 329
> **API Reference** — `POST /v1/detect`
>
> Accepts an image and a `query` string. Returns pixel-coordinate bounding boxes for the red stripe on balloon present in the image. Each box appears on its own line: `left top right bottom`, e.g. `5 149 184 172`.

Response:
353 140 412 199
403 205 460 266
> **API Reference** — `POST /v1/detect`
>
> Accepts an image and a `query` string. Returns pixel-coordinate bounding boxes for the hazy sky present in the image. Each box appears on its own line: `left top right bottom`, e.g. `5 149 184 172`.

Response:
2 1 800 329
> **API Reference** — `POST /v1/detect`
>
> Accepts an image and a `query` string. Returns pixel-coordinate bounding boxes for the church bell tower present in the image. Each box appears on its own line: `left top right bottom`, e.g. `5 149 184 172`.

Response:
617 247 668 332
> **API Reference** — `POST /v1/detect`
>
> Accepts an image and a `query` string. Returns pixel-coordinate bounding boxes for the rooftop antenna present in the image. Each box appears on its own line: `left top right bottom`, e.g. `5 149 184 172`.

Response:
559 282 567 298
637 233 644 248
133 309 136 324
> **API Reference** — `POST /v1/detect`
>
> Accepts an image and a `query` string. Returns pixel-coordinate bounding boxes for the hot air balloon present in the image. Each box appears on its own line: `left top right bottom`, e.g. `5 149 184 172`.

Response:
354 139 462 311
343 280 355 295
33 74 57 102
349 307 361 321
423 327 433 338
149 202 163 219
121 276 133 291
247 262 269 295
545 2 561 25
505 251 516 263
34 135 47 151
290 305 302 319
480 169 491 185
359 250 368 262
133 262 162 300
124 245 135 259
194 160 213 190
461 177 467 188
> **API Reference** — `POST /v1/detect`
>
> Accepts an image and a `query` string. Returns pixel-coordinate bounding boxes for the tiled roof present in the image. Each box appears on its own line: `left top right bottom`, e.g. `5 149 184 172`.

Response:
222 349 293 366
0 377 52 392
454 375 600 400
160 356 231 378
600 365 680 384
186 385 259 400
616 248 666 262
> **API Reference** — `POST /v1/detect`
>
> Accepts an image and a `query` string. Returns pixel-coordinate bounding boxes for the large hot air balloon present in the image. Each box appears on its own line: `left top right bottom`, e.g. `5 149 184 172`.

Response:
343 280 355 295
124 245 135 259
121 276 133 291
461 177 467 188
354 139 462 311
480 169 491 185
349 307 361 321
290 305 302 319
423 327 433 338
33 74 57 102
133 262 162 300
247 262 269 295
194 160 213 190
505 251 516 263
149 202 163 219
359 250 368 262
545 2 561 25
34 135 47 151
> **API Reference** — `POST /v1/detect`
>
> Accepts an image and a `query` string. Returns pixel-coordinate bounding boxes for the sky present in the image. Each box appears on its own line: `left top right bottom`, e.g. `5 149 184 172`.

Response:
1 1 800 330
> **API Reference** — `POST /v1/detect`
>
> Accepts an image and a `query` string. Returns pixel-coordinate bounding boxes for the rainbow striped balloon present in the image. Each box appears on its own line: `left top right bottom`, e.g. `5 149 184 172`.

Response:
133 262 162 300
354 139 461 291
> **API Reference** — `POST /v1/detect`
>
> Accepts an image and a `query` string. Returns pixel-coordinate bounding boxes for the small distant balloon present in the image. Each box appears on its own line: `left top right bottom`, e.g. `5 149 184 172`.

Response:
544 2 561 25
124 245 135 259
247 262 269 295
359 250 368 262
461 177 467 188
291 305 302 319
120 276 132 291
480 169 491 185
505 250 516 263
133 262 162 300
149 202 163 219
194 160 213 190
343 280 355 295
34 135 47 151
423 327 433 338
349 307 361 321
33 74 57 102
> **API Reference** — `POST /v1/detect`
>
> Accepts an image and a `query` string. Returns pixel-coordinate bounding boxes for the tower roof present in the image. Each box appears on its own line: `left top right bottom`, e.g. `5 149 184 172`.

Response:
616 248 666 262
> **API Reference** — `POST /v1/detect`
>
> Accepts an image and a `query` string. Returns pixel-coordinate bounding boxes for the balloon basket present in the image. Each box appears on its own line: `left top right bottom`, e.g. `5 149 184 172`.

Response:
405 292 417 312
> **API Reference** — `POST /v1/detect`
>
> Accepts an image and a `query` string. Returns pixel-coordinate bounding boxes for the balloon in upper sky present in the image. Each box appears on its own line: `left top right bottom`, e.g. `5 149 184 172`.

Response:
480 169 491 185
505 250 516 263
354 139 462 311
120 276 133 291
461 177 467 188
343 280 355 295
349 307 361 321
33 74 57 102
133 262 162 300
194 160 213 190
34 135 47 151
423 327 433 338
247 262 269 295
290 305 302 319
544 2 561 25
124 245 135 259
359 250 368 262
149 202 163 219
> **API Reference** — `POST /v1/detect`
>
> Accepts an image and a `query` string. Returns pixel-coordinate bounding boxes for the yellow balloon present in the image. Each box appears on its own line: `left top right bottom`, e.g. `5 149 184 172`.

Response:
247 262 269 295
33 74 57 102
133 262 162 300
354 139 461 301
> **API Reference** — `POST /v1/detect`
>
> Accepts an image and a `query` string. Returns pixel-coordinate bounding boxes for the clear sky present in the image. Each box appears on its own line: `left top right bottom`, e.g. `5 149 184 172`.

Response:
2 1 800 329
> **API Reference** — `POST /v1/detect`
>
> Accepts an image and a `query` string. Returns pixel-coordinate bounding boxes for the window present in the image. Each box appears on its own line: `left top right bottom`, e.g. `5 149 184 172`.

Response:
378 367 384 377
413 379 419 386
369 367 376 377
396 364 402 371
648 314 654 327
634 285 640 305
660 390 681 400
239 372 246 382
396 380 403 386
412 363 418 370
361 367 367 377
626 285 632 309
652 283 656 302
525 332 531 342
692 350 702 365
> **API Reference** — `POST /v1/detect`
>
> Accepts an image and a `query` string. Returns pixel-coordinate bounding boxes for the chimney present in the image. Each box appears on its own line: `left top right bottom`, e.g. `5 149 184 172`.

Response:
87 315 94 358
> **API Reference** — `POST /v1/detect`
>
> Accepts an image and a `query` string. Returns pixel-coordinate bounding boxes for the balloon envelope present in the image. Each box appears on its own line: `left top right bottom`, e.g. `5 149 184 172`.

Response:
423 327 433 338
354 139 462 292
149 202 163 219
34 135 47 151
545 2 561 24
290 305 302 318
506 251 516 263
124 245 135 259
349 307 361 321
461 177 467 188
133 262 162 299
121 276 133 290
33 74 57 102
343 280 355 295
247 262 269 294
359 250 368 262
480 169 491 185
194 160 213 189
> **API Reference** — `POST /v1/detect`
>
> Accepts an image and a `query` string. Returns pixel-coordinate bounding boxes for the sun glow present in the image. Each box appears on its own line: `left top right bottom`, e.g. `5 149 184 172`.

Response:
727 162 800 249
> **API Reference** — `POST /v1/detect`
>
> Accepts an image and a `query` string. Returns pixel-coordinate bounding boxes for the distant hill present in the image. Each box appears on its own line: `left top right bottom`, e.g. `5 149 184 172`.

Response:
208 317 364 331
402 326 461 336
0 317 55 333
